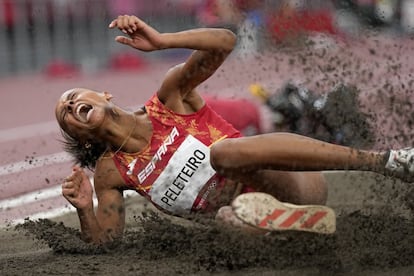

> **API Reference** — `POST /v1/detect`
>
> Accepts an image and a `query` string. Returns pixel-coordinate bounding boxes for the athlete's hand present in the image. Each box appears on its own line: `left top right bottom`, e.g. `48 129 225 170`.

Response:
62 166 93 210
109 15 163 52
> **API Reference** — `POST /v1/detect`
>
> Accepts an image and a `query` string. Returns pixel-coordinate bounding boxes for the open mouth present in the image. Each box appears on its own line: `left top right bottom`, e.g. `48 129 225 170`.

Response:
75 103 93 123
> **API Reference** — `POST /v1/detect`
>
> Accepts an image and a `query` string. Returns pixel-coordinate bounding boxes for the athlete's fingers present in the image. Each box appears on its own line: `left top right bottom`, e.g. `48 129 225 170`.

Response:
72 166 87 183
62 180 74 189
108 19 117 29
118 26 128 35
62 183 81 201
64 168 83 190
131 20 138 31
111 16 125 33
126 17 134 33
64 169 77 182
72 165 86 175
64 175 74 183
66 176 80 191
62 187 77 198
115 36 133 46
120 15 130 32
110 16 141 34
127 16 139 32
63 171 77 185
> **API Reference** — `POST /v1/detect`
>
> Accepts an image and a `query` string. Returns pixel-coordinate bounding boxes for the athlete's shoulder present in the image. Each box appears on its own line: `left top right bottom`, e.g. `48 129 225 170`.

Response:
157 63 184 103
94 153 125 190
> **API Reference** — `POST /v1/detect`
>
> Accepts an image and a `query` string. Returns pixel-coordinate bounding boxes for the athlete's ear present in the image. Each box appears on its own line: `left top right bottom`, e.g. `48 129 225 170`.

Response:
103 91 113 101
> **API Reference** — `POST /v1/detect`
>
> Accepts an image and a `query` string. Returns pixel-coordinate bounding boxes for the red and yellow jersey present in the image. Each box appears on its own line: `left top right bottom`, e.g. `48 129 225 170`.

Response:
112 94 242 215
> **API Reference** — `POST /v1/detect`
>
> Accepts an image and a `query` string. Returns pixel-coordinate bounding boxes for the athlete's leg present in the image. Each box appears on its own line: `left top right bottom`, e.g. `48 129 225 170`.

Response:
211 132 412 234
214 168 326 205
209 132 384 206
243 170 327 205
210 132 386 175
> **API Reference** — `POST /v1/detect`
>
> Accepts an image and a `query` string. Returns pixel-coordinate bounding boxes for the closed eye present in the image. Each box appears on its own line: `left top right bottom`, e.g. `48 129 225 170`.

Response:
61 91 78 121
60 106 67 122
69 91 77 101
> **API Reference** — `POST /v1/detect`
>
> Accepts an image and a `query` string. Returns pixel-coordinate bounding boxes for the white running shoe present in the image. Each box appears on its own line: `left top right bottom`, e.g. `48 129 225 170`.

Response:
232 192 336 234
385 148 414 182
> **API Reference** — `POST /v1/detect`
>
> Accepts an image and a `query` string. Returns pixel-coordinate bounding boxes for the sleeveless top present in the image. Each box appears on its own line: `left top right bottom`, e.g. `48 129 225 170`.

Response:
112 94 242 215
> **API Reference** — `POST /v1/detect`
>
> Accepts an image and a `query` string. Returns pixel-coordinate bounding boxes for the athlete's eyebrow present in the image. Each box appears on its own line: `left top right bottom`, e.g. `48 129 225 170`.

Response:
67 91 77 101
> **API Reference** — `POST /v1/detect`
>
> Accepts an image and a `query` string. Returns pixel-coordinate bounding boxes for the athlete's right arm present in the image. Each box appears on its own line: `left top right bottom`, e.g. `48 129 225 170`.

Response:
108 15 236 110
62 159 126 244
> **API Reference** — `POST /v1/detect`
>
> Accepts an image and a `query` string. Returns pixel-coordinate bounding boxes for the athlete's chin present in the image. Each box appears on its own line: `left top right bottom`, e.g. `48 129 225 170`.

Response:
86 109 106 130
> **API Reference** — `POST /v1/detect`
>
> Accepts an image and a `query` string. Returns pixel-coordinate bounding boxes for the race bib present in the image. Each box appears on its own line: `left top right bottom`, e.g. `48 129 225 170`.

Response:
148 135 216 214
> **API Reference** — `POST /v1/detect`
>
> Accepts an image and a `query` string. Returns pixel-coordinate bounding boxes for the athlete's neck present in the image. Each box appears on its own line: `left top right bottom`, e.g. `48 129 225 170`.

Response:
102 108 152 153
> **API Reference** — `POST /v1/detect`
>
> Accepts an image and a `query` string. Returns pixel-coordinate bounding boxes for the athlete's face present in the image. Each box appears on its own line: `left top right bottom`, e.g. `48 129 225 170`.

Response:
55 88 113 138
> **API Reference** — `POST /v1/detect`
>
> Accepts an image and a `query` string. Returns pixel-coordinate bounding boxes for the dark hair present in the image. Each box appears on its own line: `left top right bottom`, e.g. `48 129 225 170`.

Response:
60 130 108 169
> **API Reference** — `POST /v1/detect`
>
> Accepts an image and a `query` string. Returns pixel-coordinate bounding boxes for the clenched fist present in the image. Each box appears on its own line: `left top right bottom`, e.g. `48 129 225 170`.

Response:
109 15 163 52
62 166 93 210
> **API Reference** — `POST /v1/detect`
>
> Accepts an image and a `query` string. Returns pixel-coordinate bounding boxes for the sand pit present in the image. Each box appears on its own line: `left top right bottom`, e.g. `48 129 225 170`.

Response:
1 172 412 275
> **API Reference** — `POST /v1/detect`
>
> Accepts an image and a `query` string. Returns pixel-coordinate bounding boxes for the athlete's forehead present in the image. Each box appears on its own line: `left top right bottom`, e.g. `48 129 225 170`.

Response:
59 88 95 101
60 89 76 102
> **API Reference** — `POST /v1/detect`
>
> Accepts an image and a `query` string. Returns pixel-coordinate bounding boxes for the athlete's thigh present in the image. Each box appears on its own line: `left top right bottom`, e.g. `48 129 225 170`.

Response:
210 135 274 170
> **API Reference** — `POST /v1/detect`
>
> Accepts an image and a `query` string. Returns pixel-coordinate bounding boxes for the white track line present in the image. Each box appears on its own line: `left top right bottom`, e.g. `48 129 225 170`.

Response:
7 205 78 226
0 178 137 210
1 192 138 226
0 185 63 209
0 121 60 143
0 177 137 226
0 151 73 176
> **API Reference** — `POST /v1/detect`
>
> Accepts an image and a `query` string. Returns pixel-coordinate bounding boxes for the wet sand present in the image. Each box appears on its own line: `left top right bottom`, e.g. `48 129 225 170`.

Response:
1 171 413 276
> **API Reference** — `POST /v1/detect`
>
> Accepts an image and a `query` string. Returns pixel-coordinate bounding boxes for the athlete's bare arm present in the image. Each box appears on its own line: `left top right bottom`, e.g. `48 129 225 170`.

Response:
92 157 126 242
62 157 126 244
109 14 237 113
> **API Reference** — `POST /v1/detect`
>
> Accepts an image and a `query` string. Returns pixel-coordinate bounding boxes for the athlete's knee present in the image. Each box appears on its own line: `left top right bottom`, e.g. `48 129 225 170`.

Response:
215 205 269 234
215 206 233 221
215 206 245 228
210 139 235 172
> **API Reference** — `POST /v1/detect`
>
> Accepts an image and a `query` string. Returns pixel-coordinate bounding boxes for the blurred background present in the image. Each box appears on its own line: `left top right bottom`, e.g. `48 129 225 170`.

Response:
1 0 414 225
1 0 414 78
